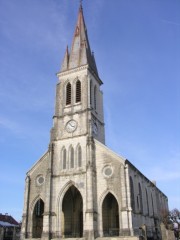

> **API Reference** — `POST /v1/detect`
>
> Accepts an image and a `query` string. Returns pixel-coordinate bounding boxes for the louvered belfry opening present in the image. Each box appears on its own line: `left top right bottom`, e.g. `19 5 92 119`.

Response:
94 86 97 110
76 80 81 103
90 80 92 106
66 83 71 105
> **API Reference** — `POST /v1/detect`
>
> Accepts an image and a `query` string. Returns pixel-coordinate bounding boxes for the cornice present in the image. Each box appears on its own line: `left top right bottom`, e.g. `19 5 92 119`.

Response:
57 65 88 77
57 65 103 85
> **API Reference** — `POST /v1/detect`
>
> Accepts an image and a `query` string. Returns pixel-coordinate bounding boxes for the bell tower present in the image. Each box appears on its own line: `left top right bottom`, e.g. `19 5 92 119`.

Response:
50 4 105 144
21 4 106 240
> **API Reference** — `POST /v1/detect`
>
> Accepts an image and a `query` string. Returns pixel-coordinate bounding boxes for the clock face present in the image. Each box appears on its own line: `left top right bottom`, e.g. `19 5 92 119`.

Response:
66 120 77 133
93 122 98 135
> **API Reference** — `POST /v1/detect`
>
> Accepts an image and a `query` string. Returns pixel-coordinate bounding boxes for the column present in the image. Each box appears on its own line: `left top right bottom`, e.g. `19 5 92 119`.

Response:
84 137 96 240
21 175 30 239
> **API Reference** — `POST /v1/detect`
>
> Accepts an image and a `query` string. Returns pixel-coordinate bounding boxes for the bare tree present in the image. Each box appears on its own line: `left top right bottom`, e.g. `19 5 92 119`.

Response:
161 208 180 229
169 209 180 223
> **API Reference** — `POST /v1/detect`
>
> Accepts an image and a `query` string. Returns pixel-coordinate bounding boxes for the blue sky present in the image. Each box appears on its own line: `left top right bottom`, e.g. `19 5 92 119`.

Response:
0 0 179 221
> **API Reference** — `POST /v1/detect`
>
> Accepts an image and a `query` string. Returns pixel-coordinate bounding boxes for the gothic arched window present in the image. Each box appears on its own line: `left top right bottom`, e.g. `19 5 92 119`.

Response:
94 86 97 110
77 145 82 167
76 80 81 103
138 183 143 213
146 188 149 215
66 82 71 105
70 147 74 168
34 199 44 216
62 148 67 170
151 193 154 216
129 177 135 212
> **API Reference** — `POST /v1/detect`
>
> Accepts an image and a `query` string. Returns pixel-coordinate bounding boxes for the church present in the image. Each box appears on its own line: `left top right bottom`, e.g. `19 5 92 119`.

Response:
21 4 168 240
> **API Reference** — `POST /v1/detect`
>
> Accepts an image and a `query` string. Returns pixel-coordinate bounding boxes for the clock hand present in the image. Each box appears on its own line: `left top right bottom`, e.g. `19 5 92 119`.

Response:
69 122 74 127
71 122 75 127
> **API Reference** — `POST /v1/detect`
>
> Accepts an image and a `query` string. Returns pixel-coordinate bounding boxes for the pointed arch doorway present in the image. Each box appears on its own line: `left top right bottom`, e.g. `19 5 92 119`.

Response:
32 199 44 238
62 185 83 238
102 193 119 237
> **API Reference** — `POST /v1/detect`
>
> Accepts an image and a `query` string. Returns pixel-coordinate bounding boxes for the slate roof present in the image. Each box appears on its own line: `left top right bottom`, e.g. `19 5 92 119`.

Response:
60 4 99 77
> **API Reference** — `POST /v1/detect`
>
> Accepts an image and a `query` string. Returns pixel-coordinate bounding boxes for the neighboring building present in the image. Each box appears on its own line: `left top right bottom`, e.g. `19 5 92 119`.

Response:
0 213 20 240
21 3 168 240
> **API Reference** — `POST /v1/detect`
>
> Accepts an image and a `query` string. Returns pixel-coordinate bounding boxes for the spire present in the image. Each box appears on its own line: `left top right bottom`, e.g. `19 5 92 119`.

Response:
60 3 99 76
61 45 69 72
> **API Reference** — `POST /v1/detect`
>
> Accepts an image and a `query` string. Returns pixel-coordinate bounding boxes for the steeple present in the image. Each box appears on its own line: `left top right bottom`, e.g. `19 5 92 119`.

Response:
60 4 98 76
61 45 69 72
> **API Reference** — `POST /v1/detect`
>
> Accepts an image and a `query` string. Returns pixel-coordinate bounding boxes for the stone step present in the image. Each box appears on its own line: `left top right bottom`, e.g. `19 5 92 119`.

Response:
96 237 139 240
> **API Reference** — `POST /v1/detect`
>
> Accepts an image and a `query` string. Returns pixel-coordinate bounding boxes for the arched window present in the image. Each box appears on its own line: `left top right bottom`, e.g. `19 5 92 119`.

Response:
90 80 92 106
70 147 74 168
77 145 82 167
62 148 67 170
146 188 149 215
66 82 71 105
151 193 154 216
138 183 143 213
137 196 139 210
129 177 135 212
76 80 81 103
94 86 97 110
34 199 44 216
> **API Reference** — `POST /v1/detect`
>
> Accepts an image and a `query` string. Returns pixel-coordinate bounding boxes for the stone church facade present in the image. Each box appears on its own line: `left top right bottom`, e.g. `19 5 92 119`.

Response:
21 4 168 240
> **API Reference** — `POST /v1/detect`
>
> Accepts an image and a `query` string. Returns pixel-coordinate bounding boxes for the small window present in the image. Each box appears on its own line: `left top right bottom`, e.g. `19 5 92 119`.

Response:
138 183 143 213
130 177 135 211
146 188 149 215
70 147 74 168
151 193 154 215
137 196 139 210
76 80 81 103
66 83 71 105
94 86 97 110
77 146 82 167
62 149 66 169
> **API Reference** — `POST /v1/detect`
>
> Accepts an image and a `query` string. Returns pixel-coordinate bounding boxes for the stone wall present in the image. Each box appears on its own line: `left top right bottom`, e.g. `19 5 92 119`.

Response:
160 223 175 240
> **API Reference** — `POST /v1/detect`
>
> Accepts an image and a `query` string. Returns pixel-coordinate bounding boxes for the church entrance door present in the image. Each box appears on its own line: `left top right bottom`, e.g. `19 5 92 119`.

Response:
102 193 119 237
32 199 44 238
62 185 83 238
